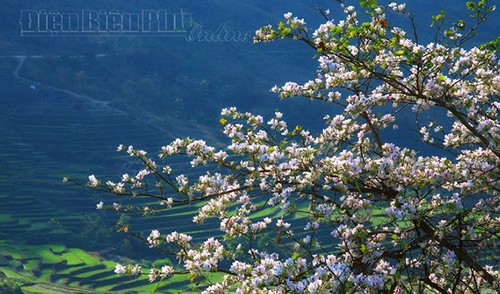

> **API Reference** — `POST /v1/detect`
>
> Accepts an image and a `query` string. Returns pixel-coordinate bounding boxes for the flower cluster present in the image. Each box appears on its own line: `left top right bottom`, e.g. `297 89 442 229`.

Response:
73 1 500 293
114 263 142 276
148 265 174 282
185 238 225 273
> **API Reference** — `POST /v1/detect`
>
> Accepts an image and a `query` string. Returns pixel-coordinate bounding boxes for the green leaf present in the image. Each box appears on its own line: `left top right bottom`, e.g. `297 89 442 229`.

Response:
394 49 405 56
354 180 362 193
277 21 292 35
466 2 477 10
330 26 342 35
360 244 369 254
479 37 500 52
360 0 378 9
431 10 446 21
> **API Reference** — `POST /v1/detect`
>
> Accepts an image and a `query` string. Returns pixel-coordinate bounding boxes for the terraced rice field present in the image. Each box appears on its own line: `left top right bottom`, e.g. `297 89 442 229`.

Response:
0 62 209 292
0 240 193 293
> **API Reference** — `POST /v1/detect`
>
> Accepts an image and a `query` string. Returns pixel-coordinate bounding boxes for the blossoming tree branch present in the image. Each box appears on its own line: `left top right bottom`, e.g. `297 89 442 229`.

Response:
66 0 499 292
